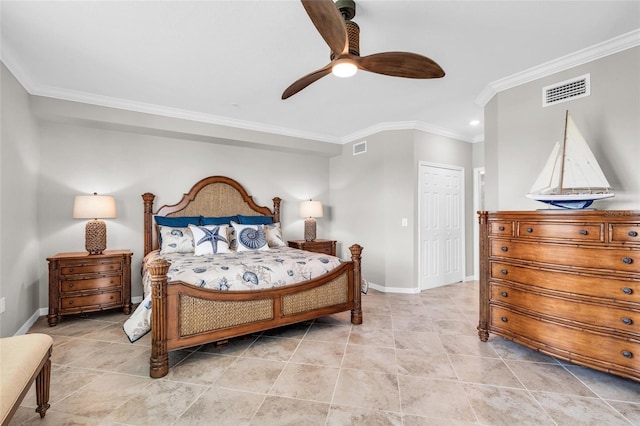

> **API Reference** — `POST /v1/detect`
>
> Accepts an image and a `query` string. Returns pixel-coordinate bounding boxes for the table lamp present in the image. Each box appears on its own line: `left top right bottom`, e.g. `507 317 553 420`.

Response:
73 193 117 254
299 200 323 241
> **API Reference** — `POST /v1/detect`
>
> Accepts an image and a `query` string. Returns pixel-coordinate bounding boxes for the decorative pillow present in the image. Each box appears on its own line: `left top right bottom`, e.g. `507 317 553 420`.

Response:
155 215 200 227
188 224 231 256
238 215 274 225
264 222 286 247
158 226 194 254
201 215 239 226
231 222 269 252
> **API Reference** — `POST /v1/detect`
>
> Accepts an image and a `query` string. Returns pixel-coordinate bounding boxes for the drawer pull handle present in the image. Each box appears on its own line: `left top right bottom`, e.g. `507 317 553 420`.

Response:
500 291 508 297
501 246 508 252
501 269 508 275
526 227 533 233
621 350 633 359
629 231 638 237
622 287 633 295
621 317 633 325
579 229 588 235
501 317 508 322
68 300 73 305
69 268 74 273
499 226 505 231
110 280 114 284
622 257 633 265
68 283 74 288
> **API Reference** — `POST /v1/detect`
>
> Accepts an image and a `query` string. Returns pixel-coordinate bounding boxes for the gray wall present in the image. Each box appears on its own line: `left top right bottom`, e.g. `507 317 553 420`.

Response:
36 117 335 311
329 130 475 292
1 63 41 336
485 47 640 211
0 61 476 335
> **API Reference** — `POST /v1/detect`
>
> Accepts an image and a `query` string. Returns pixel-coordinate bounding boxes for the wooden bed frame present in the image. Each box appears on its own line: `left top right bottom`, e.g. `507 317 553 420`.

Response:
142 175 363 378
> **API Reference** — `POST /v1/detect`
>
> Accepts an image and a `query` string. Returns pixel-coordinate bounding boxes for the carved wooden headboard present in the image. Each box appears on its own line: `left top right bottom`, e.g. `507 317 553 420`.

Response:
142 176 281 255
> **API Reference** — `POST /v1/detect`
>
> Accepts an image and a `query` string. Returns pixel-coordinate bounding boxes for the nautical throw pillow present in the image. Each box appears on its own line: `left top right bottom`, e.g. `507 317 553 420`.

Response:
231 222 269 252
188 224 231 255
264 222 286 247
158 226 194 254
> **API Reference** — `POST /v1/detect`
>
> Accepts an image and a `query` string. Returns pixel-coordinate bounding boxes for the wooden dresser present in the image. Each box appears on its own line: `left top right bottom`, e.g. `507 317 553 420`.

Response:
478 210 639 381
47 250 132 326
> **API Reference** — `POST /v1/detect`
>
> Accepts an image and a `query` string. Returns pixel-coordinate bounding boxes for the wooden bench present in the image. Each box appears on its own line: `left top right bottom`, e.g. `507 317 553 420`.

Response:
0 333 53 425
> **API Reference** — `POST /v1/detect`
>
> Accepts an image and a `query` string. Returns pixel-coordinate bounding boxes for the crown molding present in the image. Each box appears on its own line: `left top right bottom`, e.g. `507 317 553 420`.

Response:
341 120 476 144
2 43 475 145
476 29 640 107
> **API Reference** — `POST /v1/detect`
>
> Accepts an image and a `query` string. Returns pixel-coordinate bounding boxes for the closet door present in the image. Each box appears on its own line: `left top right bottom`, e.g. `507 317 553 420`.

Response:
419 162 464 290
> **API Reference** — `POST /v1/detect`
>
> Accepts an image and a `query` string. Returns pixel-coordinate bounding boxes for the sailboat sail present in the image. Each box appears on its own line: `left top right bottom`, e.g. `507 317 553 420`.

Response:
561 114 611 192
527 111 614 209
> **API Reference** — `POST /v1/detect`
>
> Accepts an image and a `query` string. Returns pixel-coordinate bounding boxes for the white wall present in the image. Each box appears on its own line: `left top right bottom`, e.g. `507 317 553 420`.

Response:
1 63 41 336
485 47 640 210
330 129 474 292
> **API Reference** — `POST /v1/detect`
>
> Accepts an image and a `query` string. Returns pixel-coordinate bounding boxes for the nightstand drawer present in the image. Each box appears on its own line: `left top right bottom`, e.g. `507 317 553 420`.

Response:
62 276 122 292
61 261 121 276
288 240 337 256
61 290 122 310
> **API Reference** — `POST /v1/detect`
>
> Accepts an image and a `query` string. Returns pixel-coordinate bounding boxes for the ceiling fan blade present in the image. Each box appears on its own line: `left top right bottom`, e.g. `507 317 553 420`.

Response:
282 64 333 99
301 0 348 56
357 52 445 79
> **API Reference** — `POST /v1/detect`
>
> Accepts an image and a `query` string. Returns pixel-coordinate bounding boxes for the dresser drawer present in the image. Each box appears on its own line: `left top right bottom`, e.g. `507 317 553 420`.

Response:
610 223 640 245
61 276 122 293
490 305 639 371
60 291 122 311
517 221 603 242
490 283 639 334
490 239 639 273
61 261 121 276
490 221 513 236
490 261 640 303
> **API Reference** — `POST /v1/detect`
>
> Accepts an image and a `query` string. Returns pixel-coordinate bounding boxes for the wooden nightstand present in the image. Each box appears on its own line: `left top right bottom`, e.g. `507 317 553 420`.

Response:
47 250 132 326
288 239 337 256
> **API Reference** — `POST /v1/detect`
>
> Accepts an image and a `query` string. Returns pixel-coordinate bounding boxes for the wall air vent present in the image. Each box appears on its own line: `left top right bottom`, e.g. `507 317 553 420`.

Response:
353 140 367 155
542 74 590 107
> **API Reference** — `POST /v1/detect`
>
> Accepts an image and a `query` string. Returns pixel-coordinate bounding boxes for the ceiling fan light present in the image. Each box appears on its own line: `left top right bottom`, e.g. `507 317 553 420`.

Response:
332 60 358 78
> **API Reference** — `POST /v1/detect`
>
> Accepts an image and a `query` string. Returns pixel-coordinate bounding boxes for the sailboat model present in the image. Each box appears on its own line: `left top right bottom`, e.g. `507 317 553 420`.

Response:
526 111 614 209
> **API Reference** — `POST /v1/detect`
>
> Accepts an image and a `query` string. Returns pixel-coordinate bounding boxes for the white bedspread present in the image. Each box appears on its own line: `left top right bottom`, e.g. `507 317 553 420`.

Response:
123 247 343 342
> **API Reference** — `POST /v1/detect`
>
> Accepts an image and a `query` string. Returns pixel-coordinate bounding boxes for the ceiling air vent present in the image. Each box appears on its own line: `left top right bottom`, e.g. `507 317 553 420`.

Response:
542 74 590 107
353 141 367 155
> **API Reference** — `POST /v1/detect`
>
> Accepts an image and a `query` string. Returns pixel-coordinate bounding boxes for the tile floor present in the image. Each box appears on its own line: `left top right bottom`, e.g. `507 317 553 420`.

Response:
10 281 640 425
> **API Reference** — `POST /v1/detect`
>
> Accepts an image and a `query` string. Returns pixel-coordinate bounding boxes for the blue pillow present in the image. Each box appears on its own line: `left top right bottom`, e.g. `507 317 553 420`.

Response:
201 215 239 225
238 215 274 225
154 215 200 227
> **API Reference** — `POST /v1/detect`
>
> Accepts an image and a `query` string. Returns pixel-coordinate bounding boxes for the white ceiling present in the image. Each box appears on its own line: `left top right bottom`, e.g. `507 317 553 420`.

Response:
2 1 639 144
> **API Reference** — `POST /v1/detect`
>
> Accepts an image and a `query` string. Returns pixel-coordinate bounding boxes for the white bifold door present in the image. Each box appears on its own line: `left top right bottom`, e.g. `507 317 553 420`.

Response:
419 162 464 290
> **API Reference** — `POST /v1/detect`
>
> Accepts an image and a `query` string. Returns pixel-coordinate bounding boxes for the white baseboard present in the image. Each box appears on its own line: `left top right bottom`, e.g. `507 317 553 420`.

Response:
16 298 143 336
367 282 420 294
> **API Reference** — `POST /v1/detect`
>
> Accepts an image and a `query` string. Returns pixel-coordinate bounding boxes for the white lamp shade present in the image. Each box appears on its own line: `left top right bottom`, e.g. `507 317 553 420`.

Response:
299 200 323 218
73 194 117 219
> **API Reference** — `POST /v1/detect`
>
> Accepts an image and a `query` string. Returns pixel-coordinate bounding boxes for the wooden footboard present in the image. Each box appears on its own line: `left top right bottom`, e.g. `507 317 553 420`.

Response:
148 244 362 378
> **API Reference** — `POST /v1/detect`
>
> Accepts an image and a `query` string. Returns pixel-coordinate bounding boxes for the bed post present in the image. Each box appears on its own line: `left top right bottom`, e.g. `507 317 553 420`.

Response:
477 211 490 342
349 244 363 325
142 193 155 256
148 258 170 378
272 197 281 223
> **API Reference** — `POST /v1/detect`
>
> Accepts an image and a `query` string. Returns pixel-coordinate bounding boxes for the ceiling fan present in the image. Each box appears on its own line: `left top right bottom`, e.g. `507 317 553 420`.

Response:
282 0 445 99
